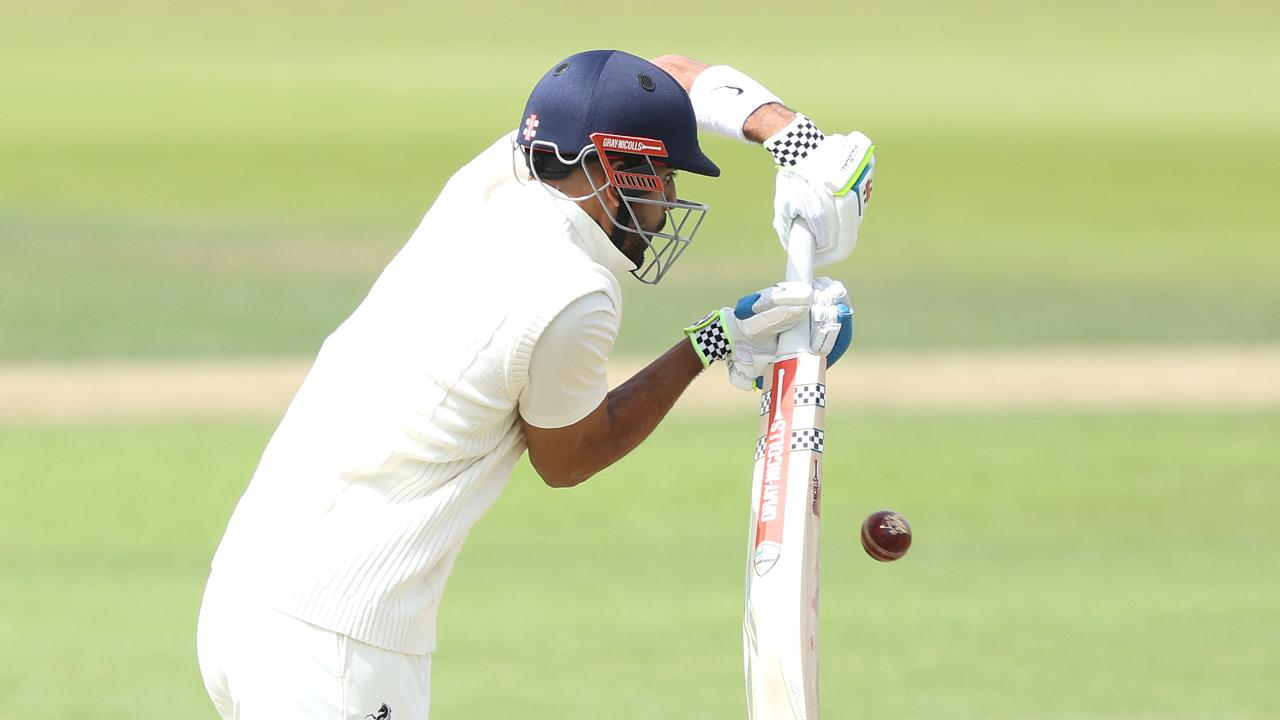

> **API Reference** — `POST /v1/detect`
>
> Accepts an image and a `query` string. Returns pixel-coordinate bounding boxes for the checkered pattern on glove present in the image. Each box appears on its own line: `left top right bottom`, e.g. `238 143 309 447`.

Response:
684 285 816 391
684 311 733 366
765 114 825 167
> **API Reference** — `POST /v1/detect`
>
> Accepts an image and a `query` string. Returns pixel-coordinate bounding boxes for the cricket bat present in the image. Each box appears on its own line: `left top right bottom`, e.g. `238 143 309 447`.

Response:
744 222 825 719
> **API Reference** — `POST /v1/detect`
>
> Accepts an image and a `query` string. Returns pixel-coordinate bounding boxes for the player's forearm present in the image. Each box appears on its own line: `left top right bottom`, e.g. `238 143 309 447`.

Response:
604 338 704 443
561 341 704 487
593 340 704 474
651 54 798 143
650 54 708 91
742 103 797 143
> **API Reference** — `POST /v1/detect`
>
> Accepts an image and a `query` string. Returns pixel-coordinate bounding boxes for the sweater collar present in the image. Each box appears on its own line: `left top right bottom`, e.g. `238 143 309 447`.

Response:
536 185 638 280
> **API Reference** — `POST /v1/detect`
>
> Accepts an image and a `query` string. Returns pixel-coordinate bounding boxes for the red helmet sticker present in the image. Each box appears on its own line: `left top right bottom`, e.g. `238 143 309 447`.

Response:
522 113 540 141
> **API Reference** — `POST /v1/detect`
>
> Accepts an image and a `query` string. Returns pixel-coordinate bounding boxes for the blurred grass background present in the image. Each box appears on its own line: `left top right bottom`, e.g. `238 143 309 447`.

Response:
2 1 1278 718
2 0 1277 358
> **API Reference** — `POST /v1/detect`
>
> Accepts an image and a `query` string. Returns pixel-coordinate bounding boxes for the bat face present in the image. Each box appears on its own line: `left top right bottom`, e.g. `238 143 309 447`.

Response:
744 349 826 719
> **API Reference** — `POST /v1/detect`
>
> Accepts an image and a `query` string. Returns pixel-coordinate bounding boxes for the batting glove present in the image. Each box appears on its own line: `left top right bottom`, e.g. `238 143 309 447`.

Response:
685 282 811 391
810 277 854 367
684 280 853 391
772 126 876 268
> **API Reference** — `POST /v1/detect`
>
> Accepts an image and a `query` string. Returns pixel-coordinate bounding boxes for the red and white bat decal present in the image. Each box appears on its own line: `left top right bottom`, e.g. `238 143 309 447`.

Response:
754 357 798 576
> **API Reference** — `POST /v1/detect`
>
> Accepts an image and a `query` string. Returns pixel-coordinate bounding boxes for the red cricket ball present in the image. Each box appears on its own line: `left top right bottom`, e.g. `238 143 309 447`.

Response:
861 510 912 562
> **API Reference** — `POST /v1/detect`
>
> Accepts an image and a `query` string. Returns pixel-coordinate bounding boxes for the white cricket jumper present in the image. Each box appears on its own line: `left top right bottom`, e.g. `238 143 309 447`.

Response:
207 132 636 654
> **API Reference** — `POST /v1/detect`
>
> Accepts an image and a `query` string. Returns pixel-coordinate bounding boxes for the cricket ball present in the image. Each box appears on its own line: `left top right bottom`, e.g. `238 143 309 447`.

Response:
861 510 912 562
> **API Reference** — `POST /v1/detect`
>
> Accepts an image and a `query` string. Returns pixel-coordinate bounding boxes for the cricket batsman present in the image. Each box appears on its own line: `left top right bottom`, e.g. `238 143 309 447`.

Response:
197 49 872 718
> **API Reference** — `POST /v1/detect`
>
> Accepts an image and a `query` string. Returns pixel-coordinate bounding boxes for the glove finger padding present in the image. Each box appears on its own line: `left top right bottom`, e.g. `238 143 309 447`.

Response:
809 277 854 367
733 281 812 338
810 302 853 366
812 276 848 304
727 340 775 391
724 309 780 391
772 172 831 251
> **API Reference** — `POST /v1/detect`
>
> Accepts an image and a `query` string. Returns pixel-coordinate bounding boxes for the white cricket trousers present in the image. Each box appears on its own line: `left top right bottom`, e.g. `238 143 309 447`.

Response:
197 570 431 720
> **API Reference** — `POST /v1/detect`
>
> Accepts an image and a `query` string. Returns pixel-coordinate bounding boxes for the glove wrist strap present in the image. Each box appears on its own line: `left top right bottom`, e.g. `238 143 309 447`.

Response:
683 310 732 367
764 113 825 167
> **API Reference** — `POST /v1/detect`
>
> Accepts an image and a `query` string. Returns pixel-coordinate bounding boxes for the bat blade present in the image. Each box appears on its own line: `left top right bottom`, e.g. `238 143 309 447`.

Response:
744 348 826 720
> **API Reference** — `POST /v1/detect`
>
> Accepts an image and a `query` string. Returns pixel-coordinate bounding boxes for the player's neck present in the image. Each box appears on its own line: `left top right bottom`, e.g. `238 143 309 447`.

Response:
543 176 616 235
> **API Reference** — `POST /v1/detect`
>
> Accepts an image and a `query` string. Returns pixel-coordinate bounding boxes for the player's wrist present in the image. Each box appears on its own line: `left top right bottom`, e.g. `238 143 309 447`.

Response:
687 65 784 144
743 103 796 144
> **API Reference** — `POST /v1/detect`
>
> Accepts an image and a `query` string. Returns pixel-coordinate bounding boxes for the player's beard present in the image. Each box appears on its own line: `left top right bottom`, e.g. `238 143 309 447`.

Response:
610 203 666 270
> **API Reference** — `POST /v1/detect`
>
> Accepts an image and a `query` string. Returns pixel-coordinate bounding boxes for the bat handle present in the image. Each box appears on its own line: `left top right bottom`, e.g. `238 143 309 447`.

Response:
784 221 816 285
779 222 816 354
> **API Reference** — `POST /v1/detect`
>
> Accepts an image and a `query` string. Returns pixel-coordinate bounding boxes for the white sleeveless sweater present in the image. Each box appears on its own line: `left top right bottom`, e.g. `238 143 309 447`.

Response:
210 134 626 653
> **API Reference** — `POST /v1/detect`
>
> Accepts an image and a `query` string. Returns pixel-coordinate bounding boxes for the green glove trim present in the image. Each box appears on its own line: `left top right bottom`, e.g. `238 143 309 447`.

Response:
834 145 875 198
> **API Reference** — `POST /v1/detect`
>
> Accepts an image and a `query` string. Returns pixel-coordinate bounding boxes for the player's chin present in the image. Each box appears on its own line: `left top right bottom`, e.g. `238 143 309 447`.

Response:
624 237 647 269
612 230 648 269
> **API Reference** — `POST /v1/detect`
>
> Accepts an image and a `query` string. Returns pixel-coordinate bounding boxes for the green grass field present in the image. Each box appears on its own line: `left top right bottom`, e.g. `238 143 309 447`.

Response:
2 410 1277 718
2 1 1278 718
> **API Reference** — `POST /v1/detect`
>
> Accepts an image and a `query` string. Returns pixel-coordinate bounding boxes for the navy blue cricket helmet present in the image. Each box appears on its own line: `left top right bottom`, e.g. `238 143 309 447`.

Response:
515 50 718 285
516 49 720 178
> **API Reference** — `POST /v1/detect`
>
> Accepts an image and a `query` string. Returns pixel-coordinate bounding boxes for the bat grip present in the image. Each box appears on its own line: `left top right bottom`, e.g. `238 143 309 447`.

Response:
778 222 816 354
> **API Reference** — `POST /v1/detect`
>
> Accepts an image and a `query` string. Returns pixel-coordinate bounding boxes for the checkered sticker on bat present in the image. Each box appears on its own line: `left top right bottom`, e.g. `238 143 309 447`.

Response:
790 428 825 453
794 383 826 407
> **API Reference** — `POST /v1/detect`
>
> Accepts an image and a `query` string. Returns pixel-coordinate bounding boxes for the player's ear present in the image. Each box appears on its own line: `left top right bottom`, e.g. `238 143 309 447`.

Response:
601 184 622 213
582 158 617 199
592 159 625 211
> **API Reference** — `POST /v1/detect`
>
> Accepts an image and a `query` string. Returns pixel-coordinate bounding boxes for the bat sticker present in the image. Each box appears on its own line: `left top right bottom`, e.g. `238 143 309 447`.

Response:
753 359 798 576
